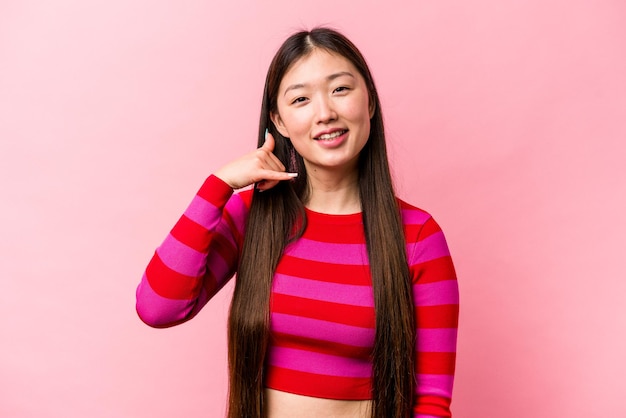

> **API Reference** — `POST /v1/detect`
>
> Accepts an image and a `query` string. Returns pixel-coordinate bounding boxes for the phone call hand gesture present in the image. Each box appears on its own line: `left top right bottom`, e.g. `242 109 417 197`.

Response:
213 132 297 192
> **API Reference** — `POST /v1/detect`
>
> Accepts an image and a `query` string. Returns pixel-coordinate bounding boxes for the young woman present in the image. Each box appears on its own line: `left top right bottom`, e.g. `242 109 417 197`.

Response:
136 27 459 418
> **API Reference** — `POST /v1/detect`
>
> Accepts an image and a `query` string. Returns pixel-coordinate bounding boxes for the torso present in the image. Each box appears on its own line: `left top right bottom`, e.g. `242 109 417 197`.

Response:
264 389 372 418
263 210 375 416
264 209 376 400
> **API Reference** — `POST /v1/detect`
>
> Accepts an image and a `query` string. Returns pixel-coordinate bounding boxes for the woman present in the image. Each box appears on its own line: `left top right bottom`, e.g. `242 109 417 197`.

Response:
136 27 459 418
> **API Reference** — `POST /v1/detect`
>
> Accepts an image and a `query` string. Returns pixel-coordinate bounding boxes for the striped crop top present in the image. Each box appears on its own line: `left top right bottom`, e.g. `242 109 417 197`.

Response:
136 175 459 417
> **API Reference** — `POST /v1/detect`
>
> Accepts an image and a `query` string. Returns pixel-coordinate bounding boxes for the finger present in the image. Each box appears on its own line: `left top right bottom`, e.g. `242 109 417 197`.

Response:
255 179 277 192
256 140 286 173
256 169 298 183
254 170 298 191
256 177 296 192
262 151 286 173
251 149 284 175
261 131 275 152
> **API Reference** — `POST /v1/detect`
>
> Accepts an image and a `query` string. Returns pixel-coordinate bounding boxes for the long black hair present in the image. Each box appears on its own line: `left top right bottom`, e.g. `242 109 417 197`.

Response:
228 27 415 418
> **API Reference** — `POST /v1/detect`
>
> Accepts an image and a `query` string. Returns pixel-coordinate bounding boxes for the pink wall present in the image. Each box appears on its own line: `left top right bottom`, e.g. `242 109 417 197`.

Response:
1 1 625 417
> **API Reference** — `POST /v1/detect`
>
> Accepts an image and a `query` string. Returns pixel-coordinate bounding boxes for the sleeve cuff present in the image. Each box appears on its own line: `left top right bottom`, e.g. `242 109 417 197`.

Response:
196 174 235 208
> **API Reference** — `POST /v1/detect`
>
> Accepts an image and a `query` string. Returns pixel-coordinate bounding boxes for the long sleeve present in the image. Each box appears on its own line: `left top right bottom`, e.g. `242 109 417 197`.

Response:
136 175 250 328
405 209 459 418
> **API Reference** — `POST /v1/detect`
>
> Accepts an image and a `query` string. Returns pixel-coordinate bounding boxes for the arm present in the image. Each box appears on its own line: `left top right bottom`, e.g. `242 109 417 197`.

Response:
136 132 297 328
408 215 459 418
135 175 248 328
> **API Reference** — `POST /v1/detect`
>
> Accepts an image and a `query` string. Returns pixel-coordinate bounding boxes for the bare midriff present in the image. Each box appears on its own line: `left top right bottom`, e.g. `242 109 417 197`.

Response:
264 389 372 418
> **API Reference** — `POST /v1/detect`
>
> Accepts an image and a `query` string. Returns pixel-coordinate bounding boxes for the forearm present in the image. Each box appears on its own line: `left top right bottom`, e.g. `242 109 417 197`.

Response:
136 175 245 327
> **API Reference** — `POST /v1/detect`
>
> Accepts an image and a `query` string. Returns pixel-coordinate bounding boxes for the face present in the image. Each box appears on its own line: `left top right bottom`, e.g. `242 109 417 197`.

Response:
271 49 374 175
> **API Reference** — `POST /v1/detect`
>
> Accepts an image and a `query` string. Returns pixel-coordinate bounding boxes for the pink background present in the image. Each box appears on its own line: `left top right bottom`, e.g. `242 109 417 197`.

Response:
1 1 625 417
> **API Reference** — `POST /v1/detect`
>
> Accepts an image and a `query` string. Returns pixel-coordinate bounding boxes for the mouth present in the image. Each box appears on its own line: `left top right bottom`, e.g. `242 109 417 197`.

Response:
314 129 348 141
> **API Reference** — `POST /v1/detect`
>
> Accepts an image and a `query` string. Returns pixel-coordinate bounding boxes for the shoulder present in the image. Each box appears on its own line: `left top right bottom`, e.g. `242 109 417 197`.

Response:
396 197 434 229
397 198 446 250
396 197 452 262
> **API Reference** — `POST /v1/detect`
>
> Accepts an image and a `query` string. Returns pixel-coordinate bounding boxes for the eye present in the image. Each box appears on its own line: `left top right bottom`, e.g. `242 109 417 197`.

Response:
333 86 350 94
291 96 308 105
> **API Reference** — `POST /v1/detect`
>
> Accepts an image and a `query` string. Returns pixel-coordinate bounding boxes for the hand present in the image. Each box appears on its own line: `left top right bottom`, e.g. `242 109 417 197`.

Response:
213 132 297 191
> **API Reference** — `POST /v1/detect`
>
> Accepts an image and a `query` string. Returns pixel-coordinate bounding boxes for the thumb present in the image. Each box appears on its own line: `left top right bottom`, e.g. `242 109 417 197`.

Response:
261 129 275 152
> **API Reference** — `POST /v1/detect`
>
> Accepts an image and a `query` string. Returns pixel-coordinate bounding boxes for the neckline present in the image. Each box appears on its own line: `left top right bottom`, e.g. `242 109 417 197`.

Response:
304 207 363 224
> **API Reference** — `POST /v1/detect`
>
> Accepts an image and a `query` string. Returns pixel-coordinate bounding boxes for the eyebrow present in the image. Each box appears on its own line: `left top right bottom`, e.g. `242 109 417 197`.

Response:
283 71 355 96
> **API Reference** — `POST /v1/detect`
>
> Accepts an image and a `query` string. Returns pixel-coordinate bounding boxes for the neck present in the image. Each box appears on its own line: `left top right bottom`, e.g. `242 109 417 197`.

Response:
304 164 361 215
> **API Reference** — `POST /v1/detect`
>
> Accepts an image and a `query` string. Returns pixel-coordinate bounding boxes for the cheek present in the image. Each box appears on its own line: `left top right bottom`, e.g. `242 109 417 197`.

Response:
281 112 312 137
361 120 372 144
347 108 372 137
344 95 372 123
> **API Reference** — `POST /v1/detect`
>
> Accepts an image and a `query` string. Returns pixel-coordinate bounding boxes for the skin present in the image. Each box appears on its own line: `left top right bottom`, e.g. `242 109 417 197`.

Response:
215 48 375 416
264 388 371 418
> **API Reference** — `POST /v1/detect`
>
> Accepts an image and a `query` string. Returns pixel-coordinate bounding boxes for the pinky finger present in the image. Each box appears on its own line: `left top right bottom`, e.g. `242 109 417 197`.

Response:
255 179 276 192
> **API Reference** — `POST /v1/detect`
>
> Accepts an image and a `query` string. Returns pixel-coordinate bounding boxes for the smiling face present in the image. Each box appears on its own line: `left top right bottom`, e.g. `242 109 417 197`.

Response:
271 49 374 176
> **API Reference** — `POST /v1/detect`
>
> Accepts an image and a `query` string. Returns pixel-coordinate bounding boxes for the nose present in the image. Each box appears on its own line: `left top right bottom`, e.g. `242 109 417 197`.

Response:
315 95 337 124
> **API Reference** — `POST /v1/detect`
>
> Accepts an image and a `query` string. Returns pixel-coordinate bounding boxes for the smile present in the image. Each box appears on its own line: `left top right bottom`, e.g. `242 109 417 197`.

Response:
315 130 347 141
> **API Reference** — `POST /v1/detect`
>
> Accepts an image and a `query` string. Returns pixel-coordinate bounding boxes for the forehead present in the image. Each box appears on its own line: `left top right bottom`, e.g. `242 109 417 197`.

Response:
279 49 363 89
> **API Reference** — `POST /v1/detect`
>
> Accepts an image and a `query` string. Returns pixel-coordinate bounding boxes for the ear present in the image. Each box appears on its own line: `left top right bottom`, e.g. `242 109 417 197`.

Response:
270 111 290 138
369 98 376 119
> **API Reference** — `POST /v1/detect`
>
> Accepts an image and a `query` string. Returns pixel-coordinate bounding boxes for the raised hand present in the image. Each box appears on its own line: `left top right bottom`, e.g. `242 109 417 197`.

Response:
213 131 297 191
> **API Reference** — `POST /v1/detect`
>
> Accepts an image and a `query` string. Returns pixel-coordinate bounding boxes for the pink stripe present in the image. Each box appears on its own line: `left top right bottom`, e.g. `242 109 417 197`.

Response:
272 274 374 307
267 346 372 378
271 313 375 348
136 277 213 326
407 231 450 265
183 195 222 230
135 276 195 326
413 280 459 307
157 234 206 276
223 194 248 234
414 415 443 418
286 239 367 265
416 328 457 353
401 208 431 225
415 373 454 398
157 234 234 285
183 192 246 234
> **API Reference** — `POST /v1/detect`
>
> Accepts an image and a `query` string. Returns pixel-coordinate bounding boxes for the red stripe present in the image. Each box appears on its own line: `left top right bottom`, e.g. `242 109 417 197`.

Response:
200 268 220 296
271 333 371 359
402 218 435 244
223 209 243 249
416 304 459 328
210 232 239 269
302 222 365 244
416 217 443 241
146 253 202 299
196 175 234 206
414 395 452 417
276 255 372 285
239 189 254 208
403 223 424 242
170 215 212 253
411 256 457 284
271 294 375 328
416 352 456 375
265 366 372 400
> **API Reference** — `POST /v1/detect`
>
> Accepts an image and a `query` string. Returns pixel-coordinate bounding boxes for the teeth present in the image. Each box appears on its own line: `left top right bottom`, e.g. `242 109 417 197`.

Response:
317 130 345 140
